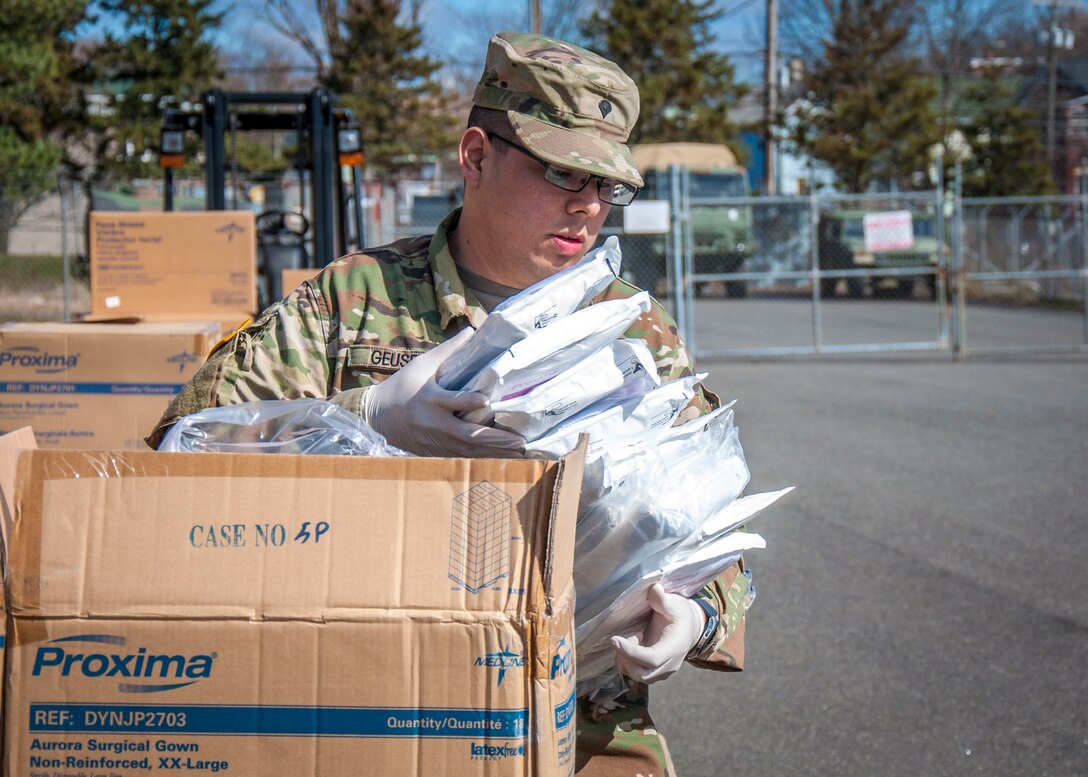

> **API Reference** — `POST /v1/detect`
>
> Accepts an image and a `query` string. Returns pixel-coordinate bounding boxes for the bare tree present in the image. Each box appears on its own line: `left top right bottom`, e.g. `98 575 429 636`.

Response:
917 0 1023 118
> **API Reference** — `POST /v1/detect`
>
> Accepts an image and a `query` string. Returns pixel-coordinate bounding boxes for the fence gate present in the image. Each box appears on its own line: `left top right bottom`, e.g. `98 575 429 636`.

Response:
661 185 952 359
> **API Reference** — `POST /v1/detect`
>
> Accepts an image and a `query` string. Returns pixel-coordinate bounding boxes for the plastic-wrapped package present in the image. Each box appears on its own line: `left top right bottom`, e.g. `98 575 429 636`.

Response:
437 236 622 390
489 339 659 441
524 373 701 461
459 292 651 424
159 399 410 457
575 523 775 700
572 406 750 630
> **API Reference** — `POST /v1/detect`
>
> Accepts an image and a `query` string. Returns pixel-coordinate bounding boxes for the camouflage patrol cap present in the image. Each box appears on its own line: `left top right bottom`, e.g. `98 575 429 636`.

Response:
473 32 643 188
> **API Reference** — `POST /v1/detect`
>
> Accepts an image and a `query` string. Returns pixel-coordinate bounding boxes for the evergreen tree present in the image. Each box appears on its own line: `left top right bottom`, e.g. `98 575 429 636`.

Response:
325 0 454 174
792 0 941 192
0 0 89 251
92 0 223 178
266 0 456 175
580 0 747 150
960 70 1052 196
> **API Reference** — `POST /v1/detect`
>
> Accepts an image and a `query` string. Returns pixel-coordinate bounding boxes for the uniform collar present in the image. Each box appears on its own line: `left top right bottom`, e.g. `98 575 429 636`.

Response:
430 207 489 330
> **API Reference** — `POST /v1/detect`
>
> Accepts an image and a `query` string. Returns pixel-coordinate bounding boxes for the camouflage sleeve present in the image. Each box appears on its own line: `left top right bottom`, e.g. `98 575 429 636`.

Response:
688 560 755 671
145 281 335 448
596 279 749 672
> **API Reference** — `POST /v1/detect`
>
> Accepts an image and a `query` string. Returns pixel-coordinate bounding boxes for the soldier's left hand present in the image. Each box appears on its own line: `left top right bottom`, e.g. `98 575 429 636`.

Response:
610 583 705 684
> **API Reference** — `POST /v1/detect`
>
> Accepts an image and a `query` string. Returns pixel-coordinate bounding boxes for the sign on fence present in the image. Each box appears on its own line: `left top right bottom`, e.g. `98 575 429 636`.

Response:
863 210 914 252
623 200 670 234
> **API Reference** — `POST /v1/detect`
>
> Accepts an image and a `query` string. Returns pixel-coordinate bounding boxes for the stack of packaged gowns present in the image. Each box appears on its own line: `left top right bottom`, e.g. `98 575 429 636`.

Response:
161 237 792 702
437 237 792 701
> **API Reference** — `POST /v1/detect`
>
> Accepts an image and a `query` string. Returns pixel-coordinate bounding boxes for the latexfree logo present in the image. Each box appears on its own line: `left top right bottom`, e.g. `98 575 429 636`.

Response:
0 347 79 374
32 634 217 693
474 646 525 686
469 741 525 761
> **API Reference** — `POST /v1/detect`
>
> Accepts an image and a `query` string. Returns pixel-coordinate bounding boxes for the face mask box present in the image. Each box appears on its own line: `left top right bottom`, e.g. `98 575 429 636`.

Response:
88 211 257 327
2 441 585 777
0 322 220 450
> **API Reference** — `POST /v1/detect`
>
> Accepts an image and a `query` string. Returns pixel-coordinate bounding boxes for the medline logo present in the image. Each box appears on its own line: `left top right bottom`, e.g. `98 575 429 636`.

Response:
469 741 525 761
165 351 199 373
475 646 524 686
215 221 246 241
0 347 78 374
32 634 217 693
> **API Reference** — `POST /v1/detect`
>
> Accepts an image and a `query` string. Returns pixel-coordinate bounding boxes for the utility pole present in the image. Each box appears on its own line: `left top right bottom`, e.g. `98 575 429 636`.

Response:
529 0 541 34
1035 0 1079 169
1046 0 1059 167
764 0 779 195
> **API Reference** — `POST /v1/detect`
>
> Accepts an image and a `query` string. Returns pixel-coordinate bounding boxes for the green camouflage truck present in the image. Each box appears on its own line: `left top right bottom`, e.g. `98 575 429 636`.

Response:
817 209 943 299
613 142 753 297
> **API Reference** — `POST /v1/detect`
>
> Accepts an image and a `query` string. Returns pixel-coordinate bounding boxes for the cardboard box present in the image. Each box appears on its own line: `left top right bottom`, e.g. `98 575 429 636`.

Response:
281 268 318 296
90 211 257 322
3 443 584 776
0 322 219 450
0 428 36 739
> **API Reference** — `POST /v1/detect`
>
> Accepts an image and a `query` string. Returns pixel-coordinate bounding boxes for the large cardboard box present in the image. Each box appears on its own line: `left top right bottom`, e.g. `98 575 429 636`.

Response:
0 427 36 733
0 323 219 450
89 211 257 323
3 444 584 776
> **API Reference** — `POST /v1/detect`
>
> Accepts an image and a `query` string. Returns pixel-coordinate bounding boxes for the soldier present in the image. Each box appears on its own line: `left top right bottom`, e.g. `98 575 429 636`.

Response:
148 32 751 776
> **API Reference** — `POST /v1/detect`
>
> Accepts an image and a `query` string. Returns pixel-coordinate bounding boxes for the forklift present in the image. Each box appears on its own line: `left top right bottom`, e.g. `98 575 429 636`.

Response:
159 88 366 308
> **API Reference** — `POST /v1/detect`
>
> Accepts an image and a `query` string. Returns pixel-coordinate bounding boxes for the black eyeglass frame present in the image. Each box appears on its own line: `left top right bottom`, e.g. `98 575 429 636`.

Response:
487 133 639 207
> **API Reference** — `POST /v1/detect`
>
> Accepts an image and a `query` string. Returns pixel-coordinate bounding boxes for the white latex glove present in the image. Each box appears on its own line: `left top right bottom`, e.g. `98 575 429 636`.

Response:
611 583 706 684
361 329 526 458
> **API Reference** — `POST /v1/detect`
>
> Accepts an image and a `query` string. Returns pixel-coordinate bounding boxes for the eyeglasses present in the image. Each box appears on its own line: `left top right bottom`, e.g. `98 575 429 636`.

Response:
488 133 639 207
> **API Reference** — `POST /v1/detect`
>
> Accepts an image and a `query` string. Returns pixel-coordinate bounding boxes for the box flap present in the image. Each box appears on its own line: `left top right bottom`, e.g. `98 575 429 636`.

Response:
77 313 146 324
9 450 580 620
542 435 587 604
0 426 36 547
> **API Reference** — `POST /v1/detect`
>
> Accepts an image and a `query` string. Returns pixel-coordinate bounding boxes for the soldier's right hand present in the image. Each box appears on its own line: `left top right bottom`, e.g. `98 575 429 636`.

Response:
361 329 526 458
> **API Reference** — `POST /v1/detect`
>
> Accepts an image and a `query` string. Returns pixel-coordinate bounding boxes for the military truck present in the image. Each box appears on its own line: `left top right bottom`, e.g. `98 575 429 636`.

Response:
817 209 943 299
613 142 753 297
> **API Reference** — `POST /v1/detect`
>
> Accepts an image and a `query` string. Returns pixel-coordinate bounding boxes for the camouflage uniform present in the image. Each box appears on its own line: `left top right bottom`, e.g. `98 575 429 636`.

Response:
149 32 755 777
147 209 751 775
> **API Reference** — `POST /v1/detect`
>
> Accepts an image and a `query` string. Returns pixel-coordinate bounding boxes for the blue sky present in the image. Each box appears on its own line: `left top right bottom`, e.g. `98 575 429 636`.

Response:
215 0 770 85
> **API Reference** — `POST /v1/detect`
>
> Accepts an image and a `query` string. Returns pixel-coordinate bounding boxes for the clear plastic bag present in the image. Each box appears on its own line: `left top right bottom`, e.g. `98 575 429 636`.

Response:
524 373 700 461
575 527 771 701
572 405 749 630
159 399 410 457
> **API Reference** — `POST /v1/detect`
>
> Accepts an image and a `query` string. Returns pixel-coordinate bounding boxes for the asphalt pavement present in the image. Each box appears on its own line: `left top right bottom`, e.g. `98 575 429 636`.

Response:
643 302 1088 777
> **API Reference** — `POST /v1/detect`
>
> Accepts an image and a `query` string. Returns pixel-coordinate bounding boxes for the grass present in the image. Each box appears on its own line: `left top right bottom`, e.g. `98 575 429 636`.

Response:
93 189 206 212
0 252 81 288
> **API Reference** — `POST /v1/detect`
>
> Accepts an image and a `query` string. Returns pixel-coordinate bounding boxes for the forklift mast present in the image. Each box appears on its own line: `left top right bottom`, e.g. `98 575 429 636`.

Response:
160 87 365 269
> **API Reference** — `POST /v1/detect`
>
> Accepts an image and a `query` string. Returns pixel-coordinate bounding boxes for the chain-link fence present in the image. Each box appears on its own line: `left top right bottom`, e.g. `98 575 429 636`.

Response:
958 196 1088 354
598 177 1085 360
1 172 88 322
2 169 1086 360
